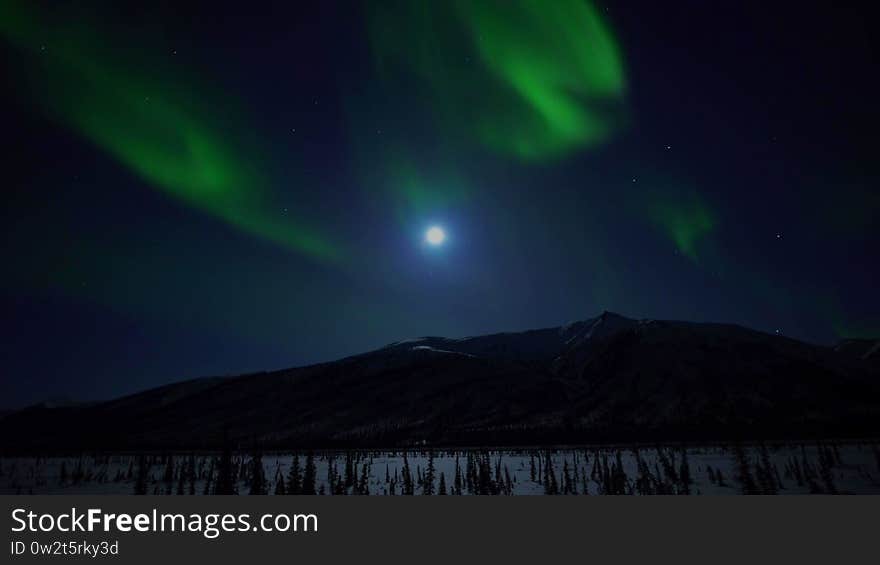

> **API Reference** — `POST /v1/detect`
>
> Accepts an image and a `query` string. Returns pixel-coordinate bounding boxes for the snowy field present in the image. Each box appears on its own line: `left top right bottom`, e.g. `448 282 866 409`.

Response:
2 443 880 495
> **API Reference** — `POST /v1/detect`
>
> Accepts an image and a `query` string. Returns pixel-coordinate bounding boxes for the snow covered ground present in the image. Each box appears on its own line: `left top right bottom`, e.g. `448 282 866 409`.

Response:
2 443 879 495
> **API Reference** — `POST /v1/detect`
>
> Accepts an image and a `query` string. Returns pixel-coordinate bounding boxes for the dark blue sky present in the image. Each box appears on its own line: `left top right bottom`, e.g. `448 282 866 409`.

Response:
2 1 878 408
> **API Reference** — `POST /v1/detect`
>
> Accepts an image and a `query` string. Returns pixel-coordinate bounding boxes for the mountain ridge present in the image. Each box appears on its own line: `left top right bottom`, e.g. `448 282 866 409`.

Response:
1 312 878 451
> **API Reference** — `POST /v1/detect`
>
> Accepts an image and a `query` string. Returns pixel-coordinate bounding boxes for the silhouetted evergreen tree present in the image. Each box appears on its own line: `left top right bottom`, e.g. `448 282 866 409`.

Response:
832 443 842 466
453 456 463 495
733 444 758 495
438 472 447 495
466 452 477 494
543 452 558 495
679 449 692 495
358 463 370 495
215 434 237 495
756 444 778 494
423 452 435 495
478 452 494 495
344 452 355 490
817 444 837 494
401 453 414 495
333 462 347 495
286 455 302 495
611 450 628 495
176 460 186 495
301 452 317 495
562 461 573 494
634 452 654 495
274 467 286 495
133 455 148 495
187 455 196 495
163 455 175 495
706 465 716 485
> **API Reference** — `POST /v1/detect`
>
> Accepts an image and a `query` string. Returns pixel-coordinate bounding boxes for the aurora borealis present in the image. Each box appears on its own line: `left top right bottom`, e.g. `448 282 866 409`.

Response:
1 0 341 262
368 0 626 159
2 0 878 407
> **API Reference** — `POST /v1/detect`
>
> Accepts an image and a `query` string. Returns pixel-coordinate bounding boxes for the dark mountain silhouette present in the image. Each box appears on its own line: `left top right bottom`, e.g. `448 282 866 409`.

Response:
1 312 878 451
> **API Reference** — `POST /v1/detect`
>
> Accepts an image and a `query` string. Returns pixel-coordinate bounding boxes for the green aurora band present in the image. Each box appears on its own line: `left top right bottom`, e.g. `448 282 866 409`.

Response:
368 0 627 160
1 1 340 262
649 194 716 262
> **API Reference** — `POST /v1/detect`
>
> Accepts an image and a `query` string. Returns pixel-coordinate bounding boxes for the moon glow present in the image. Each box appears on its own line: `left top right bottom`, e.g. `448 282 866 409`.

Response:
425 226 446 246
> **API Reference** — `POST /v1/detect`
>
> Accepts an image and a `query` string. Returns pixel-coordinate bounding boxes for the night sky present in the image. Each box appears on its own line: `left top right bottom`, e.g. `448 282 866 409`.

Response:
2 1 878 408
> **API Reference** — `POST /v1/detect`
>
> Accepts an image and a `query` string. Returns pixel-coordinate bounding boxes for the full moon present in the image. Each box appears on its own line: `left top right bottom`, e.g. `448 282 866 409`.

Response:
425 226 446 245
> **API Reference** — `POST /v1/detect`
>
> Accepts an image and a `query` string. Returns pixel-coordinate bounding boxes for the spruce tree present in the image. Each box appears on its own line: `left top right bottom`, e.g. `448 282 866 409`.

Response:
562 461 572 494
423 452 435 495
733 444 758 495
358 463 370 495
453 456 463 495
163 456 175 495
274 467 286 495
187 455 196 495
401 453 414 495
755 450 777 494
286 455 302 495
438 472 447 495
679 449 692 495
301 452 317 495
817 446 837 494
248 448 268 495
133 455 148 496
215 435 237 495
344 452 355 490
203 459 214 495
176 461 186 495
333 463 347 495
326 456 337 495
